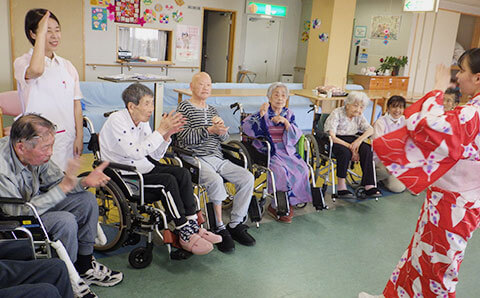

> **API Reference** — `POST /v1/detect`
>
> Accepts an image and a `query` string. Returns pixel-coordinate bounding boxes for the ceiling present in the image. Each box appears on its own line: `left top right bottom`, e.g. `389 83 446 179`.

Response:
444 0 480 8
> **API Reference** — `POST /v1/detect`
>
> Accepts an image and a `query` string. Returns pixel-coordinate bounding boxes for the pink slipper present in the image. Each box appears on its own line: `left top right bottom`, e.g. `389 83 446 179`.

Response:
179 234 213 255
198 228 222 244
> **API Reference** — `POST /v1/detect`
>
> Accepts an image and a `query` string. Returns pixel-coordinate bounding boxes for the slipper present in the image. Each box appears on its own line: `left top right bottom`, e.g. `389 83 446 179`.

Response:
179 234 213 255
365 187 382 197
337 189 355 198
198 228 222 244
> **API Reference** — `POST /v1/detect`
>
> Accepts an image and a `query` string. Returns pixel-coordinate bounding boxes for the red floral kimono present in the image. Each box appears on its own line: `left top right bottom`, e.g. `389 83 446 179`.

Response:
373 90 480 297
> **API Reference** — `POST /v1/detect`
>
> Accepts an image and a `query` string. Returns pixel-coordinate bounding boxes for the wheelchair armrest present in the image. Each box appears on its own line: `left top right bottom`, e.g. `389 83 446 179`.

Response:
0 197 26 204
220 142 241 153
93 160 137 172
171 145 196 157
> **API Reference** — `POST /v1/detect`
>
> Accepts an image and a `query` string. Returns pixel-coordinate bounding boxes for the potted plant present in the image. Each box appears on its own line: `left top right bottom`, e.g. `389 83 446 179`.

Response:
378 56 408 76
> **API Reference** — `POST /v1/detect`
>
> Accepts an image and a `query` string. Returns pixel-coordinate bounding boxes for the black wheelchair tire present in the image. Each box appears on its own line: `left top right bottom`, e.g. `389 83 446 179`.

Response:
129 246 153 269
79 172 130 252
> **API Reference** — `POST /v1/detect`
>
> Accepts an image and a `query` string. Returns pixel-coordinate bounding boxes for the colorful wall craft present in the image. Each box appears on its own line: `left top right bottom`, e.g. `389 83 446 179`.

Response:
143 0 152 5
159 14 169 24
165 4 174 10
301 20 310 43
92 7 108 31
91 0 112 6
154 4 162 11
172 10 183 23
312 18 321 29
114 0 141 24
319 33 328 42
143 8 156 23
370 16 401 40
175 0 184 6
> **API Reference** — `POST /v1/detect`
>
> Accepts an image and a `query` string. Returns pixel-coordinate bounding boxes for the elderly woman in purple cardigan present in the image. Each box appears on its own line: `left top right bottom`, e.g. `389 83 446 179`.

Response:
242 82 312 223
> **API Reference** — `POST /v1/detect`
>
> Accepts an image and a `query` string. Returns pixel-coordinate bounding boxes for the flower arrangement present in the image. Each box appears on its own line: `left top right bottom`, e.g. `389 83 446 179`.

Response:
378 56 408 76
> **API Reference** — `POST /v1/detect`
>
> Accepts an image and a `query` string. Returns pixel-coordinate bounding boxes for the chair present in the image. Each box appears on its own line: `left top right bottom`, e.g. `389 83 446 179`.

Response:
305 104 378 201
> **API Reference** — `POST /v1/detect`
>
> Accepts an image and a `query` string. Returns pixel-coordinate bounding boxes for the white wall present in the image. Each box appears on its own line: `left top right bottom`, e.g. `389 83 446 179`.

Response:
348 0 413 76
0 0 12 91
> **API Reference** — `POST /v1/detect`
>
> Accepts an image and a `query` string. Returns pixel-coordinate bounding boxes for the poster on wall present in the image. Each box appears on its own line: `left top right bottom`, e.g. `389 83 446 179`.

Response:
176 25 200 62
115 0 141 24
92 7 108 31
370 16 401 40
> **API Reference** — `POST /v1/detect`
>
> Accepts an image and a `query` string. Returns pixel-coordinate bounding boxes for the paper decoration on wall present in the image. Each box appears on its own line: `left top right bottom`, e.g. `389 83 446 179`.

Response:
175 0 184 6
172 10 183 22
108 13 115 21
383 39 389 45
137 16 146 26
359 48 368 63
154 3 162 11
91 0 112 6
318 33 328 42
165 4 174 10
354 39 360 46
143 0 152 5
107 3 115 13
159 14 169 24
301 20 310 42
312 18 320 29
360 38 370 48
176 24 200 62
371 15 401 40
92 7 108 31
143 8 156 22
354 26 367 38
114 0 141 24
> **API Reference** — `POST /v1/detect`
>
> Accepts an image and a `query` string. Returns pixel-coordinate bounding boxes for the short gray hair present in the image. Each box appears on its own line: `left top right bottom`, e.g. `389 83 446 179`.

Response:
122 83 153 108
266 82 289 99
10 113 56 147
344 91 370 107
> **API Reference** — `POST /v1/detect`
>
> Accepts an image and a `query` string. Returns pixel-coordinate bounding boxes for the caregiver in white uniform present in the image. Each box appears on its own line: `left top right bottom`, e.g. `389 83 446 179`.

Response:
14 9 83 170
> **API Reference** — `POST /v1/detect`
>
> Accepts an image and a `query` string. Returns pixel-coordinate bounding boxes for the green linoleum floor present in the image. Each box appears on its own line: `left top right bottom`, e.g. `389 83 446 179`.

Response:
90 192 480 298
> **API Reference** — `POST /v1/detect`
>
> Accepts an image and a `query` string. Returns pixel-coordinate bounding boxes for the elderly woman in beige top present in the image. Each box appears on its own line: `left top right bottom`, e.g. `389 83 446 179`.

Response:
324 91 381 198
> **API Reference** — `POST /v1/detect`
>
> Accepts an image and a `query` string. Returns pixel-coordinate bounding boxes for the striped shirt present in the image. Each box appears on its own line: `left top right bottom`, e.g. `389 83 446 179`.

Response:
176 100 228 158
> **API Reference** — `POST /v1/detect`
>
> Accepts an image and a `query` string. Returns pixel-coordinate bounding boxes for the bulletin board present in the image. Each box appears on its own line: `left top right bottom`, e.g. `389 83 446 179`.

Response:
9 0 85 81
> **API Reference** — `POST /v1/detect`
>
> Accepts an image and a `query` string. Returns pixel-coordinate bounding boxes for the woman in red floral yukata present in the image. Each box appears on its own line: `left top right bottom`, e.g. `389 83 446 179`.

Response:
360 48 480 298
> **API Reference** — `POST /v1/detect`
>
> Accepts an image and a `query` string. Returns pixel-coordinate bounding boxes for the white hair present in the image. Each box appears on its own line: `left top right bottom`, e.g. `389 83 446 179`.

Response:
344 91 370 107
266 82 289 99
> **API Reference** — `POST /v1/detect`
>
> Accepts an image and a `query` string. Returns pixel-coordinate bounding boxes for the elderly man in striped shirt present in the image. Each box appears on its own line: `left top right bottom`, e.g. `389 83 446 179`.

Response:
176 72 256 253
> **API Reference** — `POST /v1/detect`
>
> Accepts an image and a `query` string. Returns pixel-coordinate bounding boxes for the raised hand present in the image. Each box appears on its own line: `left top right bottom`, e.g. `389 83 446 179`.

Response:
81 161 110 189
259 102 269 117
157 110 186 139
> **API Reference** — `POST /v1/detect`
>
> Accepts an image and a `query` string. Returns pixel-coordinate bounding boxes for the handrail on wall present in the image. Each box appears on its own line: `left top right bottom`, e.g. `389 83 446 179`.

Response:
85 63 200 75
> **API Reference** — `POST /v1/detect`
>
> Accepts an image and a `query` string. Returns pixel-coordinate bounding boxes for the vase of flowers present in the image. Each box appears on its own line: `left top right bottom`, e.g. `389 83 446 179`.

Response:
378 56 408 76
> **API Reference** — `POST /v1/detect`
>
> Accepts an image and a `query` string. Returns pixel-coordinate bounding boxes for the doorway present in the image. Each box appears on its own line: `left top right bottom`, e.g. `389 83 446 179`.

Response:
201 8 236 82
244 17 281 83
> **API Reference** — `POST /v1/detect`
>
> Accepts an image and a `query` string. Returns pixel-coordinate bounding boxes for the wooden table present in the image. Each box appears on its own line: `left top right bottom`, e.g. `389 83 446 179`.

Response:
293 89 424 125
173 88 301 106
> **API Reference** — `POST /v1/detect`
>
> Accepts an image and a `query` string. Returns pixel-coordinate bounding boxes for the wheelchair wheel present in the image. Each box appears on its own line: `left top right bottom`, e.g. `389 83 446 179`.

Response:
129 246 153 269
355 186 366 200
80 172 130 252
227 140 252 170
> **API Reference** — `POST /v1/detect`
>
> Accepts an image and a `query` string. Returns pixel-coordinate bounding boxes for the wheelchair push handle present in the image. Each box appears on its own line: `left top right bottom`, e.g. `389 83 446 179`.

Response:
230 102 243 115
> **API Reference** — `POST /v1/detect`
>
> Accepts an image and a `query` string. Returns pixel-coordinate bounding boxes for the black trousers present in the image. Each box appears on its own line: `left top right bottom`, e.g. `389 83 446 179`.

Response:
141 163 197 227
0 258 73 298
332 135 375 186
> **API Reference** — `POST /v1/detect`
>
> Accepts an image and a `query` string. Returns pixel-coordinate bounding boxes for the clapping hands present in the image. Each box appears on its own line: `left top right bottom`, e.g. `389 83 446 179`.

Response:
209 116 229 135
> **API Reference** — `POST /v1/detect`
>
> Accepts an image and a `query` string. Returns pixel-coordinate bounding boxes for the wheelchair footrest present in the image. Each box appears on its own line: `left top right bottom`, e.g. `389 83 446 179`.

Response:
248 196 262 223
311 186 328 210
275 191 289 216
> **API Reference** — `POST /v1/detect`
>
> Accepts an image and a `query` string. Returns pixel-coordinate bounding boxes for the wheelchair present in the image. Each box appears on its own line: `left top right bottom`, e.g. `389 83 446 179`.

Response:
228 102 327 225
170 134 255 229
81 116 205 268
304 104 379 201
0 197 85 288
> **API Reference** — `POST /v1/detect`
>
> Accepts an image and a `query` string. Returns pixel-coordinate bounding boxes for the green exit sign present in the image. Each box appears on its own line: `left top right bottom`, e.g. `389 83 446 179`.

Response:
404 0 437 12
247 2 287 17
